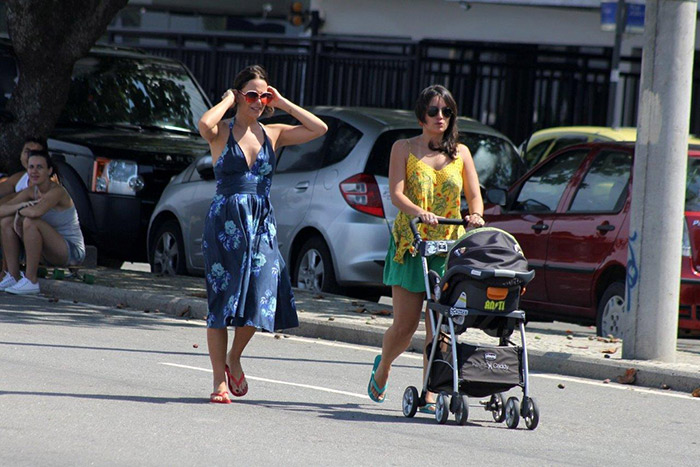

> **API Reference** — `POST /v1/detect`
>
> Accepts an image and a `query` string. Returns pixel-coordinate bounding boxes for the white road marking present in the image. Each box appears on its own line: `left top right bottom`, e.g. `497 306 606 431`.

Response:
160 362 368 399
533 373 699 400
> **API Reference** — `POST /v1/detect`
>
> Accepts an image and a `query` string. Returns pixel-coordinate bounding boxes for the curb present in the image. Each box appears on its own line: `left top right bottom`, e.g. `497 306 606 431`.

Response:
39 279 700 394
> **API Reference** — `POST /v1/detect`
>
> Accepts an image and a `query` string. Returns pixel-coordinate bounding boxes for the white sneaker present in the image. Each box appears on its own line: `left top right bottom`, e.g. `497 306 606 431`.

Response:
6 277 40 295
0 272 20 291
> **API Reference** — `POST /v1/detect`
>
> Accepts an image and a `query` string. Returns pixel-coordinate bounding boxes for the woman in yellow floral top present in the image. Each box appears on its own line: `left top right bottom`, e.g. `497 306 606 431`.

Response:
368 85 485 408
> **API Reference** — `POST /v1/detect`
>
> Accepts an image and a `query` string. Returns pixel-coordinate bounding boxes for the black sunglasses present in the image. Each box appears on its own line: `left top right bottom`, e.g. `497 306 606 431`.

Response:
426 106 453 118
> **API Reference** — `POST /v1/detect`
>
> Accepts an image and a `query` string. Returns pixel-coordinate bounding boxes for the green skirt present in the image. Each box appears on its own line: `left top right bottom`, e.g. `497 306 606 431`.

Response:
383 237 447 293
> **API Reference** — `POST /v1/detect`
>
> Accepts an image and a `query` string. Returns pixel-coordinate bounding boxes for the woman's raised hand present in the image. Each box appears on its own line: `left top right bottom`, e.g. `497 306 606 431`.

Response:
266 86 290 111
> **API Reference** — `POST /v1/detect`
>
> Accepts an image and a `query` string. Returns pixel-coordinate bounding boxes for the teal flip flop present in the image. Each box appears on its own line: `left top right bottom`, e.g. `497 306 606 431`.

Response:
418 403 436 414
367 354 387 403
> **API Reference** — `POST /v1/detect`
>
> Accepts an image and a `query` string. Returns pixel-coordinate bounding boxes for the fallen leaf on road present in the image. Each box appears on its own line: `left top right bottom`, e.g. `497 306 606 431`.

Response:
369 309 392 316
328 317 335 321
73 300 78 304
116 303 125 309
566 335 573 340
314 294 325 299
534 335 541 340
691 387 700 397
603 378 611 384
565 329 573 334
566 345 589 349
617 368 637 385
144 309 151 313
193 344 199 348
48 297 59 303
283 335 290 338
588 336 596 340
274 334 281 339
601 347 618 354
604 354 611 359
177 306 191 317
557 383 565 389
660 383 670 390
352 307 366 313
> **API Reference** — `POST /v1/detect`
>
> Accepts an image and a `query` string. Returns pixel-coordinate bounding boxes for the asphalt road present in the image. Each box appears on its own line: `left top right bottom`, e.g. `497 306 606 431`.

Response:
1 294 699 466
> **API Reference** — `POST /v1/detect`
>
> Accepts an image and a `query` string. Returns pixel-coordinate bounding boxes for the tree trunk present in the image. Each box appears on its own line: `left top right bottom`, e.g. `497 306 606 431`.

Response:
0 0 128 173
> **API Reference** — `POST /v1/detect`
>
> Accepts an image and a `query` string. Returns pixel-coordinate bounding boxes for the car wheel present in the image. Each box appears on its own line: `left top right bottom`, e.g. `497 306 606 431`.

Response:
293 236 339 294
596 281 625 338
150 220 187 275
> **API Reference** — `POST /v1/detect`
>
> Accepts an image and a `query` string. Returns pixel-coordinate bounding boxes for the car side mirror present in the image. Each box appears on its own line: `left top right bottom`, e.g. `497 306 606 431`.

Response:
196 155 214 180
486 188 507 206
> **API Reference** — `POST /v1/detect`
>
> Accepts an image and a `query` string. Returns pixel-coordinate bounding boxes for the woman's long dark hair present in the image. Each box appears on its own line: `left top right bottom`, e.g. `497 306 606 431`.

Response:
231 65 273 116
414 85 459 159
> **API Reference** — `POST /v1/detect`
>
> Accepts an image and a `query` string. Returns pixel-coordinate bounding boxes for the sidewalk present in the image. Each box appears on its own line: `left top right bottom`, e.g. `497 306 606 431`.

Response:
37 266 700 394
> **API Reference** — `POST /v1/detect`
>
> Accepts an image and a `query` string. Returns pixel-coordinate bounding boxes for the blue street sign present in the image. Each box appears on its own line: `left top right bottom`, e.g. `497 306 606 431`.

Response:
601 1 646 34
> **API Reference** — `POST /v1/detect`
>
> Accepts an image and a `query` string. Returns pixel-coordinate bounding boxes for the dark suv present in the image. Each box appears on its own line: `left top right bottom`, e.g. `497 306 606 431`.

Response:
0 38 211 265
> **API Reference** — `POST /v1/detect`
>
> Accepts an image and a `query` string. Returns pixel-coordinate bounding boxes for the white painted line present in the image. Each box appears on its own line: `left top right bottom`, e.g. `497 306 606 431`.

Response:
533 373 699 400
160 362 368 399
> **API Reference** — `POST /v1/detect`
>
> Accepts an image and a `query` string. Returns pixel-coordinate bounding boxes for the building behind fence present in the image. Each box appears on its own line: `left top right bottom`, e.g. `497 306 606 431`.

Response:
106 28 698 145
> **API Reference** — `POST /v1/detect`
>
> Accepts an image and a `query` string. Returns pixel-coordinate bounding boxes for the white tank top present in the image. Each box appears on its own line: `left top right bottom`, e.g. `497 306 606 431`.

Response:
14 172 28 192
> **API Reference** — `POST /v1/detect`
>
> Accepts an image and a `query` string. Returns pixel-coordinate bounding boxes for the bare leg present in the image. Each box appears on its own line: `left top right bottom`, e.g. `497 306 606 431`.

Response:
22 217 68 283
370 285 424 400
1 216 22 280
227 325 256 379
207 328 228 395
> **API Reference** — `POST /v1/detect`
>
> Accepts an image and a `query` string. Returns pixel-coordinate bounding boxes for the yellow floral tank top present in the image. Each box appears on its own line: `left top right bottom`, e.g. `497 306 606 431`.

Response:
392 151 466 263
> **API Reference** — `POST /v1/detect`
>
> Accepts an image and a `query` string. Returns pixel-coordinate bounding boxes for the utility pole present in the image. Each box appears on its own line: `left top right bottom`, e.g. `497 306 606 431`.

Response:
622 0 697 361
606 0 627 127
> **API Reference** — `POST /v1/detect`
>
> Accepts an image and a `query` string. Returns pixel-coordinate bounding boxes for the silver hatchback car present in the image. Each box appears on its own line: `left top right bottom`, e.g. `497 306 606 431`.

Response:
147 107 524 297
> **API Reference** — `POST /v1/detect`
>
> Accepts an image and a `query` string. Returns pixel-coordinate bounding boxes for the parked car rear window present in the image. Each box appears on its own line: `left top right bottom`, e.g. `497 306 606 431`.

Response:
568 150 632 213
513 149 589 212
524 139 551 168
322 121 362 168
57 55 209 132
366 129 523 189
686 158 700 212
275 132 327 173
460 133 524 189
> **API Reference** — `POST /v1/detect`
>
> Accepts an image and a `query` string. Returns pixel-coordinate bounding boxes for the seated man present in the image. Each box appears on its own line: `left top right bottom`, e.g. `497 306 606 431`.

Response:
0 137 45 199
0 150 85 295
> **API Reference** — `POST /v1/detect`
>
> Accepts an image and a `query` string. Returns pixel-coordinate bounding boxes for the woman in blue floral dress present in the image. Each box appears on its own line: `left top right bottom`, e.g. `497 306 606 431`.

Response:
198 65 327 404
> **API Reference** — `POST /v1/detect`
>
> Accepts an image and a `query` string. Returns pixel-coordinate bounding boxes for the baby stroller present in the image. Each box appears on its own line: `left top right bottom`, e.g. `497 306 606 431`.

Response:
401 218 540 430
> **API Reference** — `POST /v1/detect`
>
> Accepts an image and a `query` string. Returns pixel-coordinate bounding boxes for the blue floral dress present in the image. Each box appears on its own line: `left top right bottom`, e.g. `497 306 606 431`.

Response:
202 119 298 331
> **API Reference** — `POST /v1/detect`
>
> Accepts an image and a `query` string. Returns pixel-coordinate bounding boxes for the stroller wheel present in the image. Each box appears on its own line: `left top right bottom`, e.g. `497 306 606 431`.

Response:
435 393 449 424
505 397 520 429
402 386 419 418
489 393 506 423
521 396 540 430
454 394 469 426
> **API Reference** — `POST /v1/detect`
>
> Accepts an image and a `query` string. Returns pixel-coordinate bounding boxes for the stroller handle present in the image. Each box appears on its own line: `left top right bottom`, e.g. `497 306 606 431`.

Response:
409 217 466 241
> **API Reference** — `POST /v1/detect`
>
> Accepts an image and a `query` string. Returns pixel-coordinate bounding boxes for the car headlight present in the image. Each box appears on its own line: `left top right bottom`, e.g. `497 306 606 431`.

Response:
92 157 144 196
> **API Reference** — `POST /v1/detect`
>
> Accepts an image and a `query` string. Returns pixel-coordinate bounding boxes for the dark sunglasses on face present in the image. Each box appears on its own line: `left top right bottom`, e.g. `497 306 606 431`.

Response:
238 90 273 105
426 106 453 118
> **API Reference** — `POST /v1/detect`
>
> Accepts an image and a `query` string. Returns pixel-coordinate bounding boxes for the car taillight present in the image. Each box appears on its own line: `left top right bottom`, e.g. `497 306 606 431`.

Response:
339 173 385 218
682 217 692 258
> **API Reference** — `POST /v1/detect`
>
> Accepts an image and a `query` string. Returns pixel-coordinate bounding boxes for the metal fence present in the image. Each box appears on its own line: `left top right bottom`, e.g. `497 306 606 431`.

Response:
105 28 699 144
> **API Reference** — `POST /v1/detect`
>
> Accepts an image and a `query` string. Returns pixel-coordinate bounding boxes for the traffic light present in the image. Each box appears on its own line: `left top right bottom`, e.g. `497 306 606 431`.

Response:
289 2 305 27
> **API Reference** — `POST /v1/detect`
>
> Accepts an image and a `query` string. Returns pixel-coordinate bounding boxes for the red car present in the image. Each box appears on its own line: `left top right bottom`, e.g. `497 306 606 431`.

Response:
484 142 700 337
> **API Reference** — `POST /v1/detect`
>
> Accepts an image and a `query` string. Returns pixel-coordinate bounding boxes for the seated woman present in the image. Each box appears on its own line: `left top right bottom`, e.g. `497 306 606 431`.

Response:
0 150 85 294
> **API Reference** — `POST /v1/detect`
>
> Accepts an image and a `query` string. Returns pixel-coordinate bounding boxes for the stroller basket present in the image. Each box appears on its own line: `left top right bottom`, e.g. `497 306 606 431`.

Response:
427 338 523 398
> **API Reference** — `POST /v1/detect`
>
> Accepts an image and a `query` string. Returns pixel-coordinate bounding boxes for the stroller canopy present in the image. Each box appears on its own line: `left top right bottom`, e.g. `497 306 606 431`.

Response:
447 227 532 283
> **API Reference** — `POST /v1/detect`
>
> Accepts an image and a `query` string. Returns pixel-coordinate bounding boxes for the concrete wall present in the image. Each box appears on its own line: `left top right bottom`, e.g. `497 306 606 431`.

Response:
311 0 700 53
